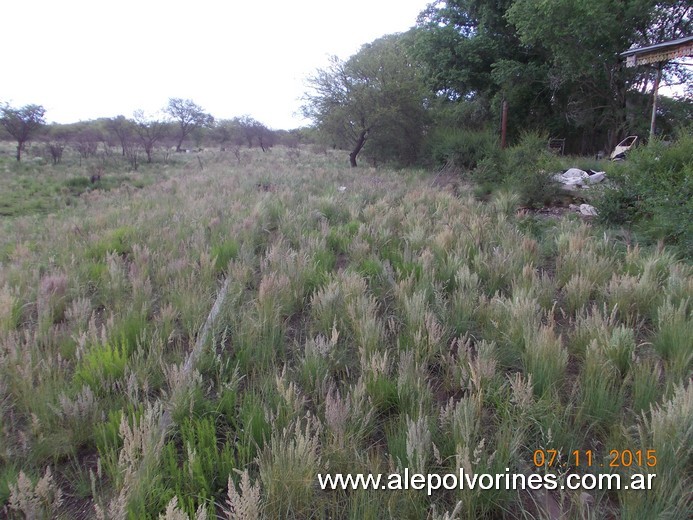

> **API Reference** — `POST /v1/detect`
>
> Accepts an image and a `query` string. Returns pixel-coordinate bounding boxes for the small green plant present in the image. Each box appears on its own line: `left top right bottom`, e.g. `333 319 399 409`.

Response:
86 226 136 261
522 325 567 398
653 298 693 385
73 338 130 393
159 416 236 516
576 341 624 437
211 238 239 273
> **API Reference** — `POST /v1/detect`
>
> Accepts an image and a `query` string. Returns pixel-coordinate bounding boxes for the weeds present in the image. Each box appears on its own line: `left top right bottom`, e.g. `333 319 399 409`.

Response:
0 145 690 518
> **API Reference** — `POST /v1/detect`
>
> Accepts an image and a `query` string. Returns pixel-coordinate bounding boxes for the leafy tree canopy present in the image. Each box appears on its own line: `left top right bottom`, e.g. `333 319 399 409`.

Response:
303 32 428 166
0 103 46 161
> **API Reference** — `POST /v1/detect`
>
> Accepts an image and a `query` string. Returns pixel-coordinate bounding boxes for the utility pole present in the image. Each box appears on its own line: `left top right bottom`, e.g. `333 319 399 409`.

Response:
501 99 508 149
649 64 662 141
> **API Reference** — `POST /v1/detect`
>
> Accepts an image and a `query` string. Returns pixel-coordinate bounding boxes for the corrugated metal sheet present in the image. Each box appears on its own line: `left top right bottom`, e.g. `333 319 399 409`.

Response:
621 36 693 67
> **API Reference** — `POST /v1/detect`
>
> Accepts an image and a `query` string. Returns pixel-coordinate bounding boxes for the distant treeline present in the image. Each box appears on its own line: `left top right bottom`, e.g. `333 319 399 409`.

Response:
2 1 692 168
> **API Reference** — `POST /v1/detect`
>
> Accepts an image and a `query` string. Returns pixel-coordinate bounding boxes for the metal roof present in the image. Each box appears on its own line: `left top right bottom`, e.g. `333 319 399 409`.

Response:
620 35 693 57
621 36 693 67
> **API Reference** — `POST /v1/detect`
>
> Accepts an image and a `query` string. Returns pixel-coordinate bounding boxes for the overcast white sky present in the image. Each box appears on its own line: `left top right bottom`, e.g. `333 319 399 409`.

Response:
1 1 429 129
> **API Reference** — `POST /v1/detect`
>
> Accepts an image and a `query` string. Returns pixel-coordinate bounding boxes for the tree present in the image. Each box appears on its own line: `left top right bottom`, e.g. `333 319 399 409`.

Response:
507 0 691 149
303 33 428 167
105 115 134 156
414 0 558 145
235 116 275 152
0 103 46 161
164 98 214 152
132 110 168 163
414 0 691 153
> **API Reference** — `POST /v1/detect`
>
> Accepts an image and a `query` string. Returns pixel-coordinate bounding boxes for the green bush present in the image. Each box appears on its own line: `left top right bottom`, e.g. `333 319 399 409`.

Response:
475 131 562 207
597 129 693 256
423 127 498 170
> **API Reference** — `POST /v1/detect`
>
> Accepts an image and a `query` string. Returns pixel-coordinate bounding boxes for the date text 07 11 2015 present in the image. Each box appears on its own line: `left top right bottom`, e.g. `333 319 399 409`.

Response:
533 449 657 468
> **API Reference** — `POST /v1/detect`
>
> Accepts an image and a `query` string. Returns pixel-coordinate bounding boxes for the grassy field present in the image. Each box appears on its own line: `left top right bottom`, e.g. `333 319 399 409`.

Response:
0 145 691 519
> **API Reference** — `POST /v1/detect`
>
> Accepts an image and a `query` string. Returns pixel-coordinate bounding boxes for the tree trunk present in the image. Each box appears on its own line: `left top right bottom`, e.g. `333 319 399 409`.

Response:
16 143 21 162
349 129 368 167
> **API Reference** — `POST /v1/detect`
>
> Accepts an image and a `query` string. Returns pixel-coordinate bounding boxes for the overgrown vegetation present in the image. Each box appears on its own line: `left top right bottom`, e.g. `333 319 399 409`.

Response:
596 128 693 257
0 146 690 519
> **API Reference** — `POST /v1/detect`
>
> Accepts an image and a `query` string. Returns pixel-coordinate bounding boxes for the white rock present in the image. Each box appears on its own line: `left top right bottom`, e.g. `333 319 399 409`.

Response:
587 171 606 184
579 204 598 216
554 168 589 186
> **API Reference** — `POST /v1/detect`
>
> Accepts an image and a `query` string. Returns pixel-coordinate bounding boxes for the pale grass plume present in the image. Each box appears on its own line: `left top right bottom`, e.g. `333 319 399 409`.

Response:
430 500 463 520
164 361 202 413
128 260 153 301
348 293 384 360
433 227 456 252
348 233 371 260
493 290 543 345
224 470 262 520
361 349 389 381
8 466 63 519
310 276 342 334
124 371 151 408
160 496 208 520
602 325 636 377
637 383 693 470
56 384 97 421
570 303 619 356
439 394 481 450
456 437 491 476
508 372 534 412
258 412 323 516
0 284 18 332
37 272 69 325
665 263 693 304
523 324 567 397
304 323 339 358
606 271 659 322
65 296 92 328
276 366 306 416
397 351 428 393
324 385 350 448
257 271 291 308
490 190 520 217
406 414 431 474
564 273 594 314
555 225 615 287
653 297 693 374
345 379 375 443
117 400 165 488
105 251 128 290
465 339 497 393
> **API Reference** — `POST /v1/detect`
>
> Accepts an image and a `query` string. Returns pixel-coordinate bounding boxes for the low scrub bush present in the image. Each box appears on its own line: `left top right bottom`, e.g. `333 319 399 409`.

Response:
596 129 693 257
423 127 498 170
474 131 562 207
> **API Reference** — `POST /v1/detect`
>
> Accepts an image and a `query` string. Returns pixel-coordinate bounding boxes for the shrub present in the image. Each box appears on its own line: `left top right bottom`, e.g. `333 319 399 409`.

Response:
475 131 562 207
596 129 693 257
423 127 498 170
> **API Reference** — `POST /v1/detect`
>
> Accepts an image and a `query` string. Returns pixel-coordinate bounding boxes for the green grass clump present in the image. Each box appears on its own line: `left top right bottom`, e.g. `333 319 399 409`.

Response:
211 238 239 273
86 225 136 261
158 416 236 516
